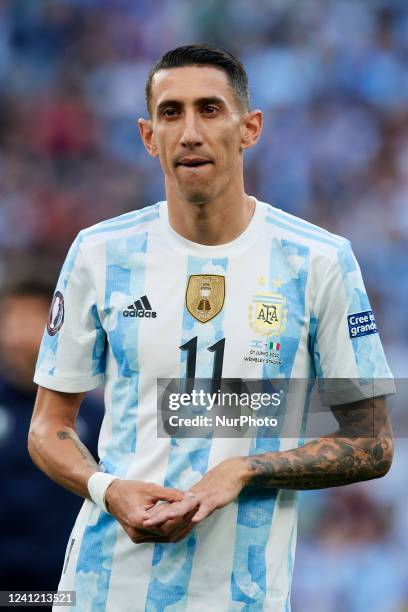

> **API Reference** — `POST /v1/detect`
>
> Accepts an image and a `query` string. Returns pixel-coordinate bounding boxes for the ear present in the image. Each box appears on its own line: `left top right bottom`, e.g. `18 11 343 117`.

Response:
240 109 263 151
138 118 159 158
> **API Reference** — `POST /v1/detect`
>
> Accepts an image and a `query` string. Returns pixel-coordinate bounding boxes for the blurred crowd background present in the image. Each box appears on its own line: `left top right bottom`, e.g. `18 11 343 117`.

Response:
0 0 407 610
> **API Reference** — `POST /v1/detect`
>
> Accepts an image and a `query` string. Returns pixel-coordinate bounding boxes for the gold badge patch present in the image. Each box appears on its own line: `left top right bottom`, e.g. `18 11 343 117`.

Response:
248 289 287 336
186 275 225 323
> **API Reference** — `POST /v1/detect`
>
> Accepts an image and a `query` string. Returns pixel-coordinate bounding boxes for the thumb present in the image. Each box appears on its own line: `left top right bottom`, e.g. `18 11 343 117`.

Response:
150 486 184 503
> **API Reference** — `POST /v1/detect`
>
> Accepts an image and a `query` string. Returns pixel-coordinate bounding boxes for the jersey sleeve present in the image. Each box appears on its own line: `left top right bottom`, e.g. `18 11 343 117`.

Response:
34 233 106 392
309 239 395 405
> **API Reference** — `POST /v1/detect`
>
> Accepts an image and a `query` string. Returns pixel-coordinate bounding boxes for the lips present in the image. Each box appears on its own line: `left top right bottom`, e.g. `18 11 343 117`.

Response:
176 156 212 167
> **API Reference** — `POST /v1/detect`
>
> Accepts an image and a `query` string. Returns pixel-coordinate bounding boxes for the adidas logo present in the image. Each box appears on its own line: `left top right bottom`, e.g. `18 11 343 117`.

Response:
123 295 157 318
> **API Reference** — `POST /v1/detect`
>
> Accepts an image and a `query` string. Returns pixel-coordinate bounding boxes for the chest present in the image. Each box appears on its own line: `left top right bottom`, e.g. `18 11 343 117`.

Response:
96 249 311 379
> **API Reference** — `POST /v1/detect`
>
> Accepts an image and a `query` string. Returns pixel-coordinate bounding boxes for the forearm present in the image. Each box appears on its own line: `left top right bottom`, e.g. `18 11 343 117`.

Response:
28 389 98 498
243 432 393 490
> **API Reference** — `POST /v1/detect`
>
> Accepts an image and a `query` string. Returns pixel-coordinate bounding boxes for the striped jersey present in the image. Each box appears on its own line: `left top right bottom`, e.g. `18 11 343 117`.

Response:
34 198 393 612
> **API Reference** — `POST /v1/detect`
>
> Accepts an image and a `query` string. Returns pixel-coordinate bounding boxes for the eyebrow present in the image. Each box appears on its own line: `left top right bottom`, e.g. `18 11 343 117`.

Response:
156 96 227 115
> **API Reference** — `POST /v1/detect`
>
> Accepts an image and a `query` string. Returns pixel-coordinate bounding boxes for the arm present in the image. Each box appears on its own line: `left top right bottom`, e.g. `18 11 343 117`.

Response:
28 386 189 543
28 386 96 497
247 395 393 489
143 395 393 527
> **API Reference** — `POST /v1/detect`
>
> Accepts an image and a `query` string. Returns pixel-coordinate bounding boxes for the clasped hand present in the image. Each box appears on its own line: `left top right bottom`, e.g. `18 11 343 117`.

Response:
105 457 247 544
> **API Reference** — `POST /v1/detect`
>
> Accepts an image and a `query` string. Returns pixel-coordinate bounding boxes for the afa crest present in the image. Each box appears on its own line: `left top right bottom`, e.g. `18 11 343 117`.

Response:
186 275 225 323
248 289 287 336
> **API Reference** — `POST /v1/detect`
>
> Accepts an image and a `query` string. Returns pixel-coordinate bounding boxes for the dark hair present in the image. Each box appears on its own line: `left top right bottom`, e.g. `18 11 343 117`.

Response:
145 43 250 116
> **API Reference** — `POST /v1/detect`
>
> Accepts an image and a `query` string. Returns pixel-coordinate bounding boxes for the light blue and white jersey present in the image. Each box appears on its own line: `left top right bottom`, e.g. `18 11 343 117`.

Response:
34 198 393 612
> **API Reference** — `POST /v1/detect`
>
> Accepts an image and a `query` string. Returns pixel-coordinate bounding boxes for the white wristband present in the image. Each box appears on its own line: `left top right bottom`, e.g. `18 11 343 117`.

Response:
87 472 118 513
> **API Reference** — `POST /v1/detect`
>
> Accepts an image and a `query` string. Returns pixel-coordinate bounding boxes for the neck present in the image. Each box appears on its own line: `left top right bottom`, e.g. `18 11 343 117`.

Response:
165 184 255 246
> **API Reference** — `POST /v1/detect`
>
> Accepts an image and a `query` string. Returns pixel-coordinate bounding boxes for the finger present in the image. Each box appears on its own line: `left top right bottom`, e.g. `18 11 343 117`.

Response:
143 502 157 512
144 500 171 518
142 502 178 525
143 497 198 527
133 536 172 544
134 527 194 544
128 527 164 542
167 521 195 543
150 486 184 503
164 492 198 514
191 501 215 523
143 500 170 518
143 491 198 518
134 512 197 543
148 499 169 510
128 524 168 538
142 506 179 527
163 498 199 521
156 509 198 536
170 509 197 534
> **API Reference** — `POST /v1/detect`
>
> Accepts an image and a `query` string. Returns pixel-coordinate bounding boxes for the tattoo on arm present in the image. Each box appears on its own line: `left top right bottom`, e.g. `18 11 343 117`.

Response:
247 400 393 490
57 430 97 469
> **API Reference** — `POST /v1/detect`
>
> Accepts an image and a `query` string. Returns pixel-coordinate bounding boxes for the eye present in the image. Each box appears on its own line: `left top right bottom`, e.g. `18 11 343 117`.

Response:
202 105 218 115
161 108 179 118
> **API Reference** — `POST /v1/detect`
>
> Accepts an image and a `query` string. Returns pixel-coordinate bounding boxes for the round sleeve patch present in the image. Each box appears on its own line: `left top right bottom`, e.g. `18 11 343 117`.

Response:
47 291 65 336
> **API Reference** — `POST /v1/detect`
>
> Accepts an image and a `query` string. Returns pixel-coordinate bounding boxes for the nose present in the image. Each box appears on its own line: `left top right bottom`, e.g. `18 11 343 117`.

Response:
180 110 203 148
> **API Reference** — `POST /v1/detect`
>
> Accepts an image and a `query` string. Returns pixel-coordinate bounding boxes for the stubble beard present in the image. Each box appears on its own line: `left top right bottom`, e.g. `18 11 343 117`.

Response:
184 190 212 205
178 177 215 206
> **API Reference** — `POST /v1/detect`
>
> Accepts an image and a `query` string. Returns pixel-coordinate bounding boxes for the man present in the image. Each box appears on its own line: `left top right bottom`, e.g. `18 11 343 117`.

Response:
0 279 102 595
29 44 394 611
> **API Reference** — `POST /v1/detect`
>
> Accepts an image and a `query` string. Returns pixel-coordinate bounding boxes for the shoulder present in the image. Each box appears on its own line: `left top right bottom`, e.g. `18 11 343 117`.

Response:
70 203 162 258
81 202 161 241
258 200 351 261
59 203 162 272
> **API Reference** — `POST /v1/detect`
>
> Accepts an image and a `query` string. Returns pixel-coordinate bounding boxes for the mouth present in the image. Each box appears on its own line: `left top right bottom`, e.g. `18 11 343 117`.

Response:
176 156 212 169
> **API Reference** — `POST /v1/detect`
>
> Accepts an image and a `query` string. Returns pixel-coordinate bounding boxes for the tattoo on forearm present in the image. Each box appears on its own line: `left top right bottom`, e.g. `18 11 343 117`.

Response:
248 433 393 490
57 430 97 469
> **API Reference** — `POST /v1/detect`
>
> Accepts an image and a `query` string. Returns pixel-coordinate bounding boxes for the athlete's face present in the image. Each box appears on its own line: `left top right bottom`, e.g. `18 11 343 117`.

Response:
139 65 261 204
